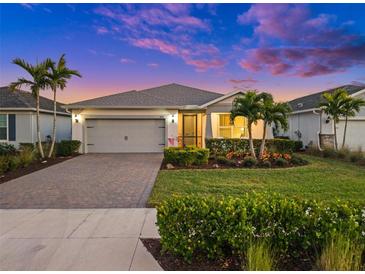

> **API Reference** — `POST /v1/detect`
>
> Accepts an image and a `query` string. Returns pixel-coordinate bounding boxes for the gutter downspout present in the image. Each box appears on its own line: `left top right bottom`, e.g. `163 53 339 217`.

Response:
313 109 323 151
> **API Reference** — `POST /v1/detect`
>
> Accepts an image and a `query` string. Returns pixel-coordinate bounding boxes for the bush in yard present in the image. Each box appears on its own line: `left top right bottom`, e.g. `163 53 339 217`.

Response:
322 148 337 158
216 156 235 166
156 194 365 263
164 147 209 166
18 147 35 167
0 143 16 156
205 138 303 156
349 150 364 163
274 157 288 167
260 160 272 168
56 140 81 156
290 155 308 166
243 156 257 167
0 156 10 174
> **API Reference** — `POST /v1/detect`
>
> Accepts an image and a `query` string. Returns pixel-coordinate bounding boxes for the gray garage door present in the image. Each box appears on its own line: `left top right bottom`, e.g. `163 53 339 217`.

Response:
86 119 165 153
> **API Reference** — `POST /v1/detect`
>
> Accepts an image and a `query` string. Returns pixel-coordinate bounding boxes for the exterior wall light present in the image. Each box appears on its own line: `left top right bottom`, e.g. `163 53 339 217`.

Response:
74 114 79 123
171 114 175 123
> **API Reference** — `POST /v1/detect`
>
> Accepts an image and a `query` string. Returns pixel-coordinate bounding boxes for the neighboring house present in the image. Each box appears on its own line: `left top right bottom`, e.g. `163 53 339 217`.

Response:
0 86 72 147
65 83 271 153
284 84 365 150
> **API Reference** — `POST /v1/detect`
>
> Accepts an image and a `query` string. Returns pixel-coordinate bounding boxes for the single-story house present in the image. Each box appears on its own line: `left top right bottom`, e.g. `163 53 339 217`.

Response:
65 83 272 153
0 86 72 147
284 84 365 150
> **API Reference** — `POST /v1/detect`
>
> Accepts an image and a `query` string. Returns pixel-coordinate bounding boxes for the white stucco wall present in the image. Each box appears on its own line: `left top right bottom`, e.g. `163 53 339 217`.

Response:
71 108 178 153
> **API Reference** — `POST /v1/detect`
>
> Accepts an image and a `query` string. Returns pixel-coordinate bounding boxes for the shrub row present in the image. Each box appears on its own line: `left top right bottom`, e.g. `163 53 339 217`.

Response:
0 147 35 174
206 138 303 155
164 146 209 166
157 194 364 262
19 140 81 157
306 147 365 166
0 143 17 156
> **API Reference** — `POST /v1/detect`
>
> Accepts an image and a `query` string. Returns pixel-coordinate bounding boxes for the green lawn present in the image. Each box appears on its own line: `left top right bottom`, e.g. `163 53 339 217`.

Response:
148 154 365 206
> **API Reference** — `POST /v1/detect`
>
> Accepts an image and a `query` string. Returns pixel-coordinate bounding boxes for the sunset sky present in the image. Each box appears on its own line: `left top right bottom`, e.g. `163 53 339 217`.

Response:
1 3 365 103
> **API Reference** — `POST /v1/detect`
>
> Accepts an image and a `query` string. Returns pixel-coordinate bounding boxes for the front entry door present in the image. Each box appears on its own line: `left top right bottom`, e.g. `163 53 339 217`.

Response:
183 115 197 146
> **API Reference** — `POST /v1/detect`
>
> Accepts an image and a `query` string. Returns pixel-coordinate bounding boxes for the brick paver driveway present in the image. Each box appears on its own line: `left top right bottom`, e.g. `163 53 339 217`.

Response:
0 154 163 209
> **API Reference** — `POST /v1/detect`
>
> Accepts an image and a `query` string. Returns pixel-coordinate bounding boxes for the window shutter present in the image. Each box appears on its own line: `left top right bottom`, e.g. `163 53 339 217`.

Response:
8 114 16 141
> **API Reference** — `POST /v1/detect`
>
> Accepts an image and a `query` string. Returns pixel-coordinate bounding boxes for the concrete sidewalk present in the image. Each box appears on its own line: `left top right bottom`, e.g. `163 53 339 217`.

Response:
0 208 162 270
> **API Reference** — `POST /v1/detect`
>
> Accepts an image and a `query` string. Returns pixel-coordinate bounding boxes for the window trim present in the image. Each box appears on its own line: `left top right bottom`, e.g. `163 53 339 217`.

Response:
0 114 8 142
217 113 248 138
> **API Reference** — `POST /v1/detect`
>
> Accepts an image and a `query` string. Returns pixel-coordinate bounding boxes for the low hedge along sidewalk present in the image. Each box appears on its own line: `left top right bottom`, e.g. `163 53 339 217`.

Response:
164 147 209 166
157 194 364 262
206 138 303 155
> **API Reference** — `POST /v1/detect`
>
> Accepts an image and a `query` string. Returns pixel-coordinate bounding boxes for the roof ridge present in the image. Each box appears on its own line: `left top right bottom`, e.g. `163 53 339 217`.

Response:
70 89 137 105
289 84 359 103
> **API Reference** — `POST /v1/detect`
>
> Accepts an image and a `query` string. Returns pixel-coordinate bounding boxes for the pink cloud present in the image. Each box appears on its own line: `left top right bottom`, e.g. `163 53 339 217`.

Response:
184 58 226 72
130 38 178 55
237 4 358 46
237 4 365 77
96 26 109 34
94 4 225 72
147 63 159 68
120 58 135 64
240 43 365 77
229 77 258 84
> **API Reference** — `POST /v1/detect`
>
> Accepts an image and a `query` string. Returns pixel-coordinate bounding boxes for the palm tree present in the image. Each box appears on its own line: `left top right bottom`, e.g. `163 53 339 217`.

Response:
319 88 349 150
230 91 262 159
47 54 81 158
259 96 291 159
341 97 365 148
9 58 53 159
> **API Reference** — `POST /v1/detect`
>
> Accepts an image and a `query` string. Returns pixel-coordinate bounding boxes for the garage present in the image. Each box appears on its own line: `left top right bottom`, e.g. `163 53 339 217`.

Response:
86 119 165 153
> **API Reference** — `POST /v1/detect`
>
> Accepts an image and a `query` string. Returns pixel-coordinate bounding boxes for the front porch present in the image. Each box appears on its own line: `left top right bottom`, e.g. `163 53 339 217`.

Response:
177 110 249 148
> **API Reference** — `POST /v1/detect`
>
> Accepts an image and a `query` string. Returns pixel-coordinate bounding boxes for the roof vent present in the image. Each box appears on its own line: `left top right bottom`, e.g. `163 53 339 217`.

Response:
297 103 304 108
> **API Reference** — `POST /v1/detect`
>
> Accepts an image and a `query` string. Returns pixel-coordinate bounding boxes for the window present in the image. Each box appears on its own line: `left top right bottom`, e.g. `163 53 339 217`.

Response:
0 114 7 141
218 114 247 138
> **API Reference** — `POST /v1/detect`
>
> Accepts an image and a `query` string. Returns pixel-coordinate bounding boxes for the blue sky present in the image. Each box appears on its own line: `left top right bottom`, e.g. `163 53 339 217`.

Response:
1 3 364 103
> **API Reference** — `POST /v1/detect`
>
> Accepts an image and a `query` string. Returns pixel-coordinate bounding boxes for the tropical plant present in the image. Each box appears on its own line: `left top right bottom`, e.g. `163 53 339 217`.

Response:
259 95 291 159
230 91 262 159
319 89 350 150
341 97 365 148
9 58 53 158
47 54 81 158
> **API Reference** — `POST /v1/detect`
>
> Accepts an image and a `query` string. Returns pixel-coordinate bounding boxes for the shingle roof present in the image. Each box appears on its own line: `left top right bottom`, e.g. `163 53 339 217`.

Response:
0 86 69 114
66 83 223 108
288 85 365 112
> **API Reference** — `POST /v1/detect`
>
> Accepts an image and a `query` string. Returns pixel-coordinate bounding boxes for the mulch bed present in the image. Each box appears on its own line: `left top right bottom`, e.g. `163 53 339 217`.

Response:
0 155 79 184
141 238 314 271
160 159 306 170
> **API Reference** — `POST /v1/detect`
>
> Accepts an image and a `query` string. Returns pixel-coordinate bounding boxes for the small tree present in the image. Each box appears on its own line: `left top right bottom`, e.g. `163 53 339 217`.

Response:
341 97 365 148
47 54 81 158
319 89 349 150
231 91 262 159
9 58 52 159
259 96 291 159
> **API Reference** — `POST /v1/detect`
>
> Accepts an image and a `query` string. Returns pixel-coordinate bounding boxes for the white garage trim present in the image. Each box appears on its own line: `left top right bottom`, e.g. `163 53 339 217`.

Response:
85 118 165 153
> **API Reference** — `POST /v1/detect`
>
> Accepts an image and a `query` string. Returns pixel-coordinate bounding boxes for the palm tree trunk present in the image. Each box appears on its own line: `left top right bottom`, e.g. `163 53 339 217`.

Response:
259 122 267 159
333 121 338 150
36 92 45 158
48 89 57 158
248 123 256 159
341 116 348 149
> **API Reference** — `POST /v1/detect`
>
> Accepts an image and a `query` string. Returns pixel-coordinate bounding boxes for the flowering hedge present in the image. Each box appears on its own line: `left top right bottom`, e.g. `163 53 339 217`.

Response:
206 138 303 155
157 194 365 262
